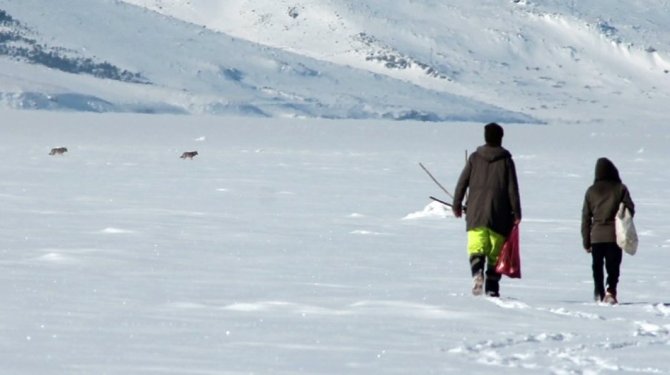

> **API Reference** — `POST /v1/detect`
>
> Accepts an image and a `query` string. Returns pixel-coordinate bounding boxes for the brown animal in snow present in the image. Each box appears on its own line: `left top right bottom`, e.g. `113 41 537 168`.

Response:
180 151 198 159
49 147 68 155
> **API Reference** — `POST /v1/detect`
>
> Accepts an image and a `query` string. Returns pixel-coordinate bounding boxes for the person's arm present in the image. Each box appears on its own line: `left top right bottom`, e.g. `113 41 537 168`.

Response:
581 191 593 251
452 158 472 218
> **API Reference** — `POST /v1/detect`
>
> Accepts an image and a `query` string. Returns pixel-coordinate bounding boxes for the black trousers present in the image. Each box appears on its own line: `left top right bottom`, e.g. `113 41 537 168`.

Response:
591 242 622 299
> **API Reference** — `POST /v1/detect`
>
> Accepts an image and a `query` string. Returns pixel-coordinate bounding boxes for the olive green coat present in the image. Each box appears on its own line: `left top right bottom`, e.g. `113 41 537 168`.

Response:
581 158 635 249
453 145 522 237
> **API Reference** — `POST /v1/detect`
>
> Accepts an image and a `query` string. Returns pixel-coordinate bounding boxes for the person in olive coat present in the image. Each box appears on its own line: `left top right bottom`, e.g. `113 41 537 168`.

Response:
581 157 635 304
453 123 522 297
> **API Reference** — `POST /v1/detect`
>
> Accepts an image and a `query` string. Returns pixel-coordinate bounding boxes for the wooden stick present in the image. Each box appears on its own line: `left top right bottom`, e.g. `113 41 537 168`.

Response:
419 162 454 199
429 196 452 207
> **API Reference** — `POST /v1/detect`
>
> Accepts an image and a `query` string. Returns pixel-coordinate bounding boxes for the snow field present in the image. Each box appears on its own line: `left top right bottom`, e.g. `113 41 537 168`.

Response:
1 111 669 374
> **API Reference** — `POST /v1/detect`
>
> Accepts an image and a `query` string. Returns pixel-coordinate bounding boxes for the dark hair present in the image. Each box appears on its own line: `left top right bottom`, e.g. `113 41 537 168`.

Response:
484 122 504 147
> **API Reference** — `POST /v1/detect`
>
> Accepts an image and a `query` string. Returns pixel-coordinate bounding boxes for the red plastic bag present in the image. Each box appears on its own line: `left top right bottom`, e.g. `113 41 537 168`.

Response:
496 224 521 278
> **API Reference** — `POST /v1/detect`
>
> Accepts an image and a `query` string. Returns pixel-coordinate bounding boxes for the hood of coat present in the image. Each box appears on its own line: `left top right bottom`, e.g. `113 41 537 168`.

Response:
475 145 511 163
594 157 621 183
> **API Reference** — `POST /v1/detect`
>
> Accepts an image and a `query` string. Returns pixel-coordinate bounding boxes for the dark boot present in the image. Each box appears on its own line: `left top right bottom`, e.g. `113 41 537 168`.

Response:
485 267 501 297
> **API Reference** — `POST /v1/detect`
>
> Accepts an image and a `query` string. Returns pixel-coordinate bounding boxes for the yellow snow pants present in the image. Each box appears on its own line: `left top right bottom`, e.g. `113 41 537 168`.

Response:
467 227 505 266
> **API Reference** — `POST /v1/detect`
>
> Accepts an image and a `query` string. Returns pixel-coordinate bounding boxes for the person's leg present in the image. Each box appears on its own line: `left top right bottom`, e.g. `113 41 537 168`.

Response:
484 268 501 297
591 243 606 301
604 242 623 298
484 229 505 297
470 255 485 296
469 254 485 277
468 228 489 295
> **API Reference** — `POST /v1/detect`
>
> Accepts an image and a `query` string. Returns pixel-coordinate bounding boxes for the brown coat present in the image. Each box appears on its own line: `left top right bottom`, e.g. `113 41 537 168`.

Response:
581 158 635 249
453 145 522 237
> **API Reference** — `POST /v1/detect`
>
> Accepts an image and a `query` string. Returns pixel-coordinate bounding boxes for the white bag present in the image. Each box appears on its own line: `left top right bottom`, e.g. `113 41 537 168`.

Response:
615 202 638 255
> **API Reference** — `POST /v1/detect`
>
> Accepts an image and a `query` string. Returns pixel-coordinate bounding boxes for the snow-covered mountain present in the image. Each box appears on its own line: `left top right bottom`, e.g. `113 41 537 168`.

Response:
1 0 669 123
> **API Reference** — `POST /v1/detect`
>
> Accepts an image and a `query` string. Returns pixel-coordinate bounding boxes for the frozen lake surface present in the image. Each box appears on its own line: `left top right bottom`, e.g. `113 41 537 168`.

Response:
1 111 669 374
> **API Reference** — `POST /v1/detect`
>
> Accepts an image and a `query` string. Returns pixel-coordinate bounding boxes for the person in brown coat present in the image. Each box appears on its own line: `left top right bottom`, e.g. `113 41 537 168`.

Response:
581 157 635 304
453 123 522 297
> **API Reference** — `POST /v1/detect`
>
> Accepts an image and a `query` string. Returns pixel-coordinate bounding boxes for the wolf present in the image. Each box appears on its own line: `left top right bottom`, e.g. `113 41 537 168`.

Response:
49 147 68 155
180 151 198 159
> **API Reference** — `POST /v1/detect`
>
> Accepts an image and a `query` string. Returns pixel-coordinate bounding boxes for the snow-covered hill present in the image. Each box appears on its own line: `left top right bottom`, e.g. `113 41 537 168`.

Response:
1 0 669 123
